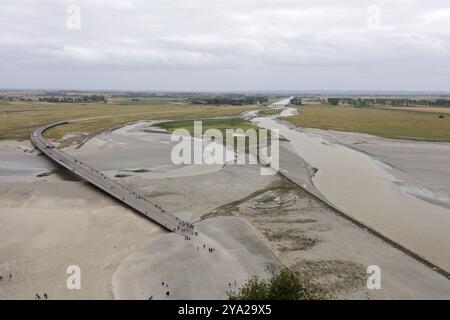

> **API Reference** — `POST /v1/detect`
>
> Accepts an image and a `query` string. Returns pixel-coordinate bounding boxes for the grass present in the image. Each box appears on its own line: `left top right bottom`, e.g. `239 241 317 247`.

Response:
0 101 256 141
158 117 258 137
158 117 264 154
228 265 325 300
282 105 450 141
380 106 450 114
258 108 282 116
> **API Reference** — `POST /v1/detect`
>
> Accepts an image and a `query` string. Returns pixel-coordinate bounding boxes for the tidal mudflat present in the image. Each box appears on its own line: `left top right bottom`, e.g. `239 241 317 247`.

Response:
0 122 274 299
253 110 450 273
2 119 450 300
104 121 450 299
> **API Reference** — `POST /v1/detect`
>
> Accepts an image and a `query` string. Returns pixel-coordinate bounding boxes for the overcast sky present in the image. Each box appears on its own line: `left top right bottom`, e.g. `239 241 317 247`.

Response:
1 0 449 91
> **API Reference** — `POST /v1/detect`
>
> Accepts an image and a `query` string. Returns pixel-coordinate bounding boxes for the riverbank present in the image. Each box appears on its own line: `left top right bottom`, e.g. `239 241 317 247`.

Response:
252 110 450 273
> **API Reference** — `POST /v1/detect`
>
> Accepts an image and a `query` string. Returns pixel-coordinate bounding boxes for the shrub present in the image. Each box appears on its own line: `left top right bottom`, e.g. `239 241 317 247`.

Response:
228 265 325 300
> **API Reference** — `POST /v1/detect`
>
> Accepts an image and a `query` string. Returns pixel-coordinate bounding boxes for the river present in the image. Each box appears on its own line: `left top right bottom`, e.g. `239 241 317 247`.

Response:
252 109 450 272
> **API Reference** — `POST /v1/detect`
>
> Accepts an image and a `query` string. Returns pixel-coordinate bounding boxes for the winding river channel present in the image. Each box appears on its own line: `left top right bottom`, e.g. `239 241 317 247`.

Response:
252 109 450 272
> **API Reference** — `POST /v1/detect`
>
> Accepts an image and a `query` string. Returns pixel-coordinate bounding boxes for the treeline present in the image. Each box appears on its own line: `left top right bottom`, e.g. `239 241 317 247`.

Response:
190 96 268 105
38 95 107 103
327 97 450 107
290 98 303 105
0 96 32 102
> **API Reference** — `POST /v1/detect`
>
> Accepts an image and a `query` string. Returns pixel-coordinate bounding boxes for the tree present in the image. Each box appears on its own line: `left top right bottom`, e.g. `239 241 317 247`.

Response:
327 98 340 106
228 265 325 300
228 277 270 300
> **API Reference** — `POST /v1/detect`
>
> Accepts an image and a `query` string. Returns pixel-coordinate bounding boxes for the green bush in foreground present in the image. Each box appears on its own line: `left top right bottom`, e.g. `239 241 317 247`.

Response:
228 266 325 300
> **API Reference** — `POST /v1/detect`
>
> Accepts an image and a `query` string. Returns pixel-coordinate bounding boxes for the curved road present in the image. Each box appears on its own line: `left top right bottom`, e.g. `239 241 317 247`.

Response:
30 121 194 236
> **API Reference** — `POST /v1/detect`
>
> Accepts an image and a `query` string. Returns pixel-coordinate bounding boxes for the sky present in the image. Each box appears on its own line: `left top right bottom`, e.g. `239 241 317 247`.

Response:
0 0 449 91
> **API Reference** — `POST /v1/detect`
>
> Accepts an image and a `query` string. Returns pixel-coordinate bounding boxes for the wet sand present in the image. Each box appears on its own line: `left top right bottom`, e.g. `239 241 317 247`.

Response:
253 111 450 272
2 119 450 299
0 141 161 299
0 124 274 299
113 216 280 300
205 178 450 299
107 121 450 299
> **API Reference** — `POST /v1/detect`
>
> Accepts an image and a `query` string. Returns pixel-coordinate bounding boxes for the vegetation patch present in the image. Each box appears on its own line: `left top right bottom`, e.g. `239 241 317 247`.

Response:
283 105 450 141
266 218 317 224
36 172 52 177
115 173 131 178
262 228 319 251
228 265 326 300
257 109 282 116
0 101 256 141
158 117 258 138
121 168 151 173
295 260 366 294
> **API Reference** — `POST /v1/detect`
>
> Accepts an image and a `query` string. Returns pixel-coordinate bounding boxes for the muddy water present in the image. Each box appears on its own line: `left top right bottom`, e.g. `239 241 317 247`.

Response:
253 114 450 272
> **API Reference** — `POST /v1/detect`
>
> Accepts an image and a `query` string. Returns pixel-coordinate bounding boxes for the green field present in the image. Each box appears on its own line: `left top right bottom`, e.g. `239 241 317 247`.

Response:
158 118 257 136
257 108 282 116
159 118 262 151
0 101 256 141
282 105 450 141
3 100 447 143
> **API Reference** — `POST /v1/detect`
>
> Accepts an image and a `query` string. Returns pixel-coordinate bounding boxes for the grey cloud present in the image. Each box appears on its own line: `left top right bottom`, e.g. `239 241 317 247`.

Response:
0 0 449 90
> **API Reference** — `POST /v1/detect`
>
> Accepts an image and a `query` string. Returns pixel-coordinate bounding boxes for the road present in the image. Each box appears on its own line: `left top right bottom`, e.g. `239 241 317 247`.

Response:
30 121 194 236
